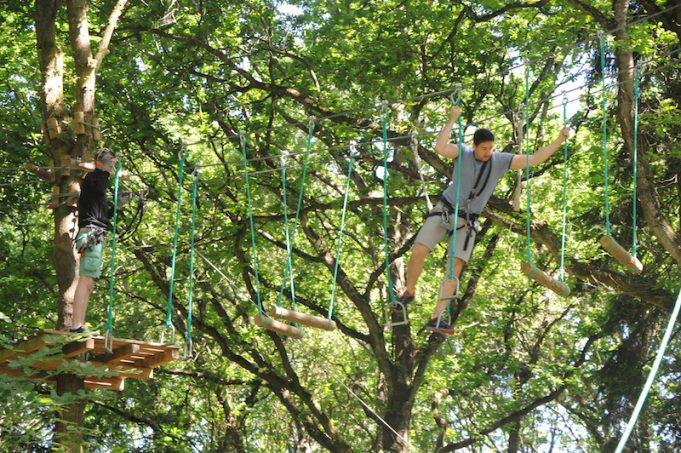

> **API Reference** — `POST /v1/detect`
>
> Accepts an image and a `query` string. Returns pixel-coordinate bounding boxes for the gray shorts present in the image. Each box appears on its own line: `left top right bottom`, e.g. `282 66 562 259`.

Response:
414 202 477 262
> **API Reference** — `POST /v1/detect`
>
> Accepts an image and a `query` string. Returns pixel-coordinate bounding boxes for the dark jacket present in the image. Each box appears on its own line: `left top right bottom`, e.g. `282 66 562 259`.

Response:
78 169 113 230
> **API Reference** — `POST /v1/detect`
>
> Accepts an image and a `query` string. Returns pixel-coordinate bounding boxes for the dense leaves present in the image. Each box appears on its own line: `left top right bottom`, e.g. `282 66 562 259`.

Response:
0 0 680 451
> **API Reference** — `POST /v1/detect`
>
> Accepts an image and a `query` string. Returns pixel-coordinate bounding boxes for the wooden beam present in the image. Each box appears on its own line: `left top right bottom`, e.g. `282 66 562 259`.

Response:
0 333 53 363
141 348 180 368
92 343 140 365
112 366 153 379
62 338 95 359
83 377 125 391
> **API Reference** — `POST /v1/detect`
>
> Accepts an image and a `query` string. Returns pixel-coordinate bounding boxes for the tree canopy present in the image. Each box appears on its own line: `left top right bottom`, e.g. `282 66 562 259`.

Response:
1 0 680 451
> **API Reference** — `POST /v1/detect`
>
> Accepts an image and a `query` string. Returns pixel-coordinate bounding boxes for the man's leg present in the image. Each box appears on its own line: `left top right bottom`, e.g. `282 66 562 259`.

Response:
431 257 464 319
72 276 94 328
403 242 431 297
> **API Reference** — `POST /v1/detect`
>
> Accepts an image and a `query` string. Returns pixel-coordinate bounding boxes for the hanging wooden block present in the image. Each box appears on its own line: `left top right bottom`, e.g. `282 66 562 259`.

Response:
253 314 303 339
58 154 72 177
268 306 337 331
49 160 56 182
92 117 101 141
65 180 80 207
73 111 85 135
46 117 61 139
79 150 95 171
599 235 643 273
521 262 571 297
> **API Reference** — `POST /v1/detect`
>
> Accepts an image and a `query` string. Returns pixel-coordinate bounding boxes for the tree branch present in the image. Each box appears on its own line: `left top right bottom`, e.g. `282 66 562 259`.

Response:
94 0 128 71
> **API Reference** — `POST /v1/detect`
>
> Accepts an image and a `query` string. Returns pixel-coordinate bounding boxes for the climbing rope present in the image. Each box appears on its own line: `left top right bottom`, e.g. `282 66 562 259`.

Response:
380 104 398 308
446 92 464 282
524 67 533 265
559 94 569 282
600 34 612 236
277 151 297 313
240 132 264 315
328 142 357 322
276 118 316 311
105 161 122 353
614 288 681 452
632 66 640 259
164 151 186 342
185 169 200 358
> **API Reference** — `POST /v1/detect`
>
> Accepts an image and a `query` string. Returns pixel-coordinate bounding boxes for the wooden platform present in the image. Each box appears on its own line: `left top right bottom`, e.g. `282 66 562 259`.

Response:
0 330 180 391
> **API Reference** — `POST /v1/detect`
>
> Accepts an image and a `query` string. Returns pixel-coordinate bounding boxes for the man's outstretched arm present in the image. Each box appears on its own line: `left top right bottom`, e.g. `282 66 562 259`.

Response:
510 126 570 170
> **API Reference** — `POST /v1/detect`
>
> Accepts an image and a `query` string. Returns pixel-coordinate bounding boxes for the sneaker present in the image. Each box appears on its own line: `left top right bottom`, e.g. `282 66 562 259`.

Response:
425 317 455 335
393 292 415 311
69 325 90 334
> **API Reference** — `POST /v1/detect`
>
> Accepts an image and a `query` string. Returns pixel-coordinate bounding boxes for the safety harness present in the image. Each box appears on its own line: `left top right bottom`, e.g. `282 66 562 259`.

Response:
76 225 108 256
428 155 493 252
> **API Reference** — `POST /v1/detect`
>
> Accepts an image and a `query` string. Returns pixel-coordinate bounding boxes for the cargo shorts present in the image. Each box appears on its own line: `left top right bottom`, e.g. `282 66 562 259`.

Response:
414 202 476 263
76 227 106 279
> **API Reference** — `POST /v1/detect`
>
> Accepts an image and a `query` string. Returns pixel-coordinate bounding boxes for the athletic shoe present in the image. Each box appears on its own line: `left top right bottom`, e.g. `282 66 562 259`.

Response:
393 292 415 311
69 325 90 334
425 318 455 335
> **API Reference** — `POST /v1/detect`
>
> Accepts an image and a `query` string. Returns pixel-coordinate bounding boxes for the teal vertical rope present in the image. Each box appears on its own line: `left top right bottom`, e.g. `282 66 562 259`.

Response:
524 67 533 264
447 94 464 281
106 162 122 336
277 152 294 308
614 288 681 453
381 105 397 305
600 34 612 236
240 132 264 314
166 153 185 329
328 146 356 320
632 67 640 258
185 170 200 351
277 118 315 309
560 96 569 282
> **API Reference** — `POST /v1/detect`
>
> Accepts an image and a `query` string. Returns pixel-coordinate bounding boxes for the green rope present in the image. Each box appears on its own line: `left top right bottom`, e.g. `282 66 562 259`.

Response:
166 153 185 330
600 34 612 236
524 67 533 264
328 145 356 321
240 132 264 314
560 95 569 282
447 93 464 281
614 288 681 453
632 67 640 258
381 105 397 306
277 118 315 310
277 152 295 309
106 162 122 337
185 170 200 353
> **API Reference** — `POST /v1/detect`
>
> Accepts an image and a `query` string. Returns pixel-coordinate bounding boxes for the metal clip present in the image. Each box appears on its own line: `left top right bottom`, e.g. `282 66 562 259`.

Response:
385 301 408 330
449 84 462 105
104 329 114 354
349 140 358 158
439 275 460 301
160 323 176 345
184 338 193 359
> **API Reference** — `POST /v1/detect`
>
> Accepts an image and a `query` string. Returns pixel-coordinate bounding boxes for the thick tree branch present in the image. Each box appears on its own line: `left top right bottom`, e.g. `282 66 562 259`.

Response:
94 0 128 71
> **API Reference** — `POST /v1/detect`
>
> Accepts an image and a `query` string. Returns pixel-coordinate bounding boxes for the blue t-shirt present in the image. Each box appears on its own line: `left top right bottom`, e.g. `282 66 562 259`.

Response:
441 144 514 214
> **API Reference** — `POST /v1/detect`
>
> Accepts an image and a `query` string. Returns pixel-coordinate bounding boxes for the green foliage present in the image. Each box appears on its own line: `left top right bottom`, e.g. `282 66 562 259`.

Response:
0 0 680 451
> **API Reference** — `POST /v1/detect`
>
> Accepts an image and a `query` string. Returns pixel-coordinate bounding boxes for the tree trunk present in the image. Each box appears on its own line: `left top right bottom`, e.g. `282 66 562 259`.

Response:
54 374 86 452
612 0 681 267
35 0 126 449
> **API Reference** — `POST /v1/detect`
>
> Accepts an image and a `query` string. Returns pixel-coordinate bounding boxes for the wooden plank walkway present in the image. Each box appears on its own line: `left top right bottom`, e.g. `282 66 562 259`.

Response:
0 330 180 391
